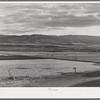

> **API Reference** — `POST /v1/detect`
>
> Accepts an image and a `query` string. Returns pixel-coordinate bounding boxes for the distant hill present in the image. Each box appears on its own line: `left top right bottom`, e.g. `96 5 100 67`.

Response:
0 34 100 45
0 34 70 45
0 34 100 52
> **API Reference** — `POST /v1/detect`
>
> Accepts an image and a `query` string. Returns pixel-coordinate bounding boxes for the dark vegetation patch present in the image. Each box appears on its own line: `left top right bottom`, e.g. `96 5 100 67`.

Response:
82 70 100 77
93 63 100 66
0 76 33 81
57 72 82 78
0 55 48 60
15 67 30 69
44 67 54 70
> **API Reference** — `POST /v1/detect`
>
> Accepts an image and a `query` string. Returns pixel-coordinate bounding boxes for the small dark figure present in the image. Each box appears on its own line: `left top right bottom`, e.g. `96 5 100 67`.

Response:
73 67 77 74
9 76 15 80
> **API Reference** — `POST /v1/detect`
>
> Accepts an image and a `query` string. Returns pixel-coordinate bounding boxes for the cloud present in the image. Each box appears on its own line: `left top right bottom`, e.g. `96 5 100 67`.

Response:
0 3 100 35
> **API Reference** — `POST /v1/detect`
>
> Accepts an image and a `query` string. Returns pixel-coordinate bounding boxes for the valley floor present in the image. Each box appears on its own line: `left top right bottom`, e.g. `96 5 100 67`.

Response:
0 51 100 87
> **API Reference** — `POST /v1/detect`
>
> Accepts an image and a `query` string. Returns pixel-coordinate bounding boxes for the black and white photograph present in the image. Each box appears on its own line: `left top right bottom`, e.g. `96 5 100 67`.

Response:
0 2 100 87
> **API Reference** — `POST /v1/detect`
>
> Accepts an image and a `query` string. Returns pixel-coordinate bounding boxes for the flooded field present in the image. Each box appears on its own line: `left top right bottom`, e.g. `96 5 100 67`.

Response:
0 59 100 78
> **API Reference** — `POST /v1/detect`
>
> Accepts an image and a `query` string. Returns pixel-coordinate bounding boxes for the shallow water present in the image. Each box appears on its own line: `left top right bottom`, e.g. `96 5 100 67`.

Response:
0 59 100 78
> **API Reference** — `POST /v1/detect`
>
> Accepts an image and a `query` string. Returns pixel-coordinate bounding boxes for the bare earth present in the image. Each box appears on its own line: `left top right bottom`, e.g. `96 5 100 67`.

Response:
0 51 100 87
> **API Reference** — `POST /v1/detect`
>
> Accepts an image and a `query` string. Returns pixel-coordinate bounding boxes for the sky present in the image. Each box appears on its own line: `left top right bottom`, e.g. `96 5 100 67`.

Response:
0 3 100 36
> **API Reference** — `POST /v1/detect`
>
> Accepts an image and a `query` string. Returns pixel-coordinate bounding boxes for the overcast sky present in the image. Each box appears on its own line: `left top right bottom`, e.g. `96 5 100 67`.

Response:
0 3 100 36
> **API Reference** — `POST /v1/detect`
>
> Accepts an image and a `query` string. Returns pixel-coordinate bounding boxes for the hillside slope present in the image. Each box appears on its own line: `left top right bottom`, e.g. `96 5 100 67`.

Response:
0 34 100 45
0 34 100 52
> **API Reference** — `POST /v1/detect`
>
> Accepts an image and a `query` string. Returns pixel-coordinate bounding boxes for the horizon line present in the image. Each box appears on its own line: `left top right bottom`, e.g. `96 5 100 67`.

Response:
0 34 100 37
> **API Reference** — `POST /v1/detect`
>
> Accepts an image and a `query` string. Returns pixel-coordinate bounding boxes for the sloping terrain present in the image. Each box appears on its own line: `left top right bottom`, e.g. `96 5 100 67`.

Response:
0 34 100 45
0 34 100 52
